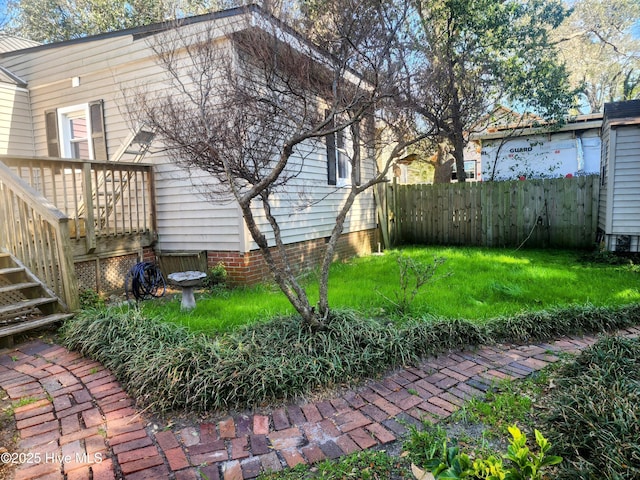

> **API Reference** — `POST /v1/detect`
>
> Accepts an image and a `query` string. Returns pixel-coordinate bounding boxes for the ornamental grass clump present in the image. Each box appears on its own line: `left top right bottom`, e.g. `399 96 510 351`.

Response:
485 303 640 344
540 335 640 479
62 308 418 411
61 303 640 412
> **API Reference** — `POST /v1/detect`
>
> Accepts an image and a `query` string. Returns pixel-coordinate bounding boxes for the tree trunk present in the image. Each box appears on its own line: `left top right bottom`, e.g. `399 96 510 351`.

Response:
237 198 321 329
451 131 466 183
433 138 454 184
316 189 357 322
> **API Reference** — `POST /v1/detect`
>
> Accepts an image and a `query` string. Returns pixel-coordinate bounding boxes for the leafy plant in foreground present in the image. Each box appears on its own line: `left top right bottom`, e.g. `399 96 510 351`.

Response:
409 425 561 480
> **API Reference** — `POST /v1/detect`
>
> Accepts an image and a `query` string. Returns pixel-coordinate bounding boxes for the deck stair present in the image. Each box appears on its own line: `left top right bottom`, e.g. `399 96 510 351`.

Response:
0 251 73 347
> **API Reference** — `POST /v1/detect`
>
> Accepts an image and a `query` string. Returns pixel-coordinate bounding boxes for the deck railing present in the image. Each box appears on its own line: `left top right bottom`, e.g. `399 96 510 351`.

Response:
0 161 79 310
0 156 155 254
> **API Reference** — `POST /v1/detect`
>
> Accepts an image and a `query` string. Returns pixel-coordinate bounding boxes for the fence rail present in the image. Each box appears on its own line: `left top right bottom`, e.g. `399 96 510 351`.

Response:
0 161 78 310
1 156 155 254
389 176 600 249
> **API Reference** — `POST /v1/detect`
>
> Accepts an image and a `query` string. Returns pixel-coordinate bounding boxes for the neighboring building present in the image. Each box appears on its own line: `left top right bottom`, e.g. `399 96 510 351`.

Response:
598 100 640 252
0 33 40 54
474 113 603 181
0 6 378 287
0 35 40 157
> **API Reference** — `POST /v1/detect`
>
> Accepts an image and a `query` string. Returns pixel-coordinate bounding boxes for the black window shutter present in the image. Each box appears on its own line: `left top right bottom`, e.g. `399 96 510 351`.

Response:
325 111 337 185
44 109 59 157
89 100 108 160
354 122 362 186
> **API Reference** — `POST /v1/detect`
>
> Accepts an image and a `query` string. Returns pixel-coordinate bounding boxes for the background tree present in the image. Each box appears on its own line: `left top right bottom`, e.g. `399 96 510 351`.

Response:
3 0 306 43
131 4 432 328
552 0 640 113
4 0 220 42
406 0 578 182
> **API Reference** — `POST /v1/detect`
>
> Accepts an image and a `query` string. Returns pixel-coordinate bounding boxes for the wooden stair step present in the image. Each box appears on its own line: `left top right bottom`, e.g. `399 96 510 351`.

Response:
0 282 40 295
0 313 74 339
0 297 57 317
0 267 25 276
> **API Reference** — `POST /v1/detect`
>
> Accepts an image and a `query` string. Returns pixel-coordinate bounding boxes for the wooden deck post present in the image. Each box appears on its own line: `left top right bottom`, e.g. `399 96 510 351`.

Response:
82 162 97 253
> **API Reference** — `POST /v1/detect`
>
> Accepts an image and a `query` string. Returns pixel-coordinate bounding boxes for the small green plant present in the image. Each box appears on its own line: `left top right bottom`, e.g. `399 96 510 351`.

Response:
381 255 448 315
203 262 227 290
79 288 105 309
460 385 533 435
258 449 408 479
5 396 39 415
12 397 39 408
502 426 562 480
408 425 561 480
405 423 449 468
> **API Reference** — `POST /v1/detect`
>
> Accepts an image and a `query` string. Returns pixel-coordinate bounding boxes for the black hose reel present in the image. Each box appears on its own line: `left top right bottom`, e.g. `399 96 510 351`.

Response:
125 261 166 301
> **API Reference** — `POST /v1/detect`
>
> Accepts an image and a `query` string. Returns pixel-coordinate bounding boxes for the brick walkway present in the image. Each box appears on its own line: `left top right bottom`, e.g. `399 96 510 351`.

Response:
1 326 639 480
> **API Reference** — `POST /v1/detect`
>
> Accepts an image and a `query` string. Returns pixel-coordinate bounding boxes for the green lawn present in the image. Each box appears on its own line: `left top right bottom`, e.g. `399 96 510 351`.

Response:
142 247 640 334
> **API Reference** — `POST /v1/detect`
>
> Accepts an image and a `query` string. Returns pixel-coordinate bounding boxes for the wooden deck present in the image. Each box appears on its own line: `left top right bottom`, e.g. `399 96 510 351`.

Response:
0 156 156 335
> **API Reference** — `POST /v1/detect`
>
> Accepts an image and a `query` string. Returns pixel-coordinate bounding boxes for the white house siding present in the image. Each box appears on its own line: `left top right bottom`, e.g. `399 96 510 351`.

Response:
0 10 377 256
610 126 640 235
246 137 377 252
0 82 35 156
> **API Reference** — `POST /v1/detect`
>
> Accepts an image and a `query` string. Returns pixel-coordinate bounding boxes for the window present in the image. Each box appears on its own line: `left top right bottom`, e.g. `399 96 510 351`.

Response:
335 128 352 186
464 160 476 179
45 100 107 160
451 160 477 180
325 114 361 187
59 106 91 159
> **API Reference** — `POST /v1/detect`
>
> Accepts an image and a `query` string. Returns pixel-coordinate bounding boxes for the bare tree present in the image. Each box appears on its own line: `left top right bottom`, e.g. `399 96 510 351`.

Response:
131 5 433 328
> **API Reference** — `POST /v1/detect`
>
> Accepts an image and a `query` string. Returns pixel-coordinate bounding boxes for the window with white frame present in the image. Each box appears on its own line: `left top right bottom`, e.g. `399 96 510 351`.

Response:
451 160 477 180
326 115 361 187
45 100 107 161
58 105 92 159
335 128 352 186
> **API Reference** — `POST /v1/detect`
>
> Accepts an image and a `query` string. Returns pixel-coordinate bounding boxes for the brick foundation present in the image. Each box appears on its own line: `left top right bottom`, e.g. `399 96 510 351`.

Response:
207 229 378 285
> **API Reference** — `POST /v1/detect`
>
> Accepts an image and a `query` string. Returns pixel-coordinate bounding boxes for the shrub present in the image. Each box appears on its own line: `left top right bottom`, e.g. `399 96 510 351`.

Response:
539 335 640 479
203 262 227 289
382 255 448 315
78 289 105 309
485 303 640 344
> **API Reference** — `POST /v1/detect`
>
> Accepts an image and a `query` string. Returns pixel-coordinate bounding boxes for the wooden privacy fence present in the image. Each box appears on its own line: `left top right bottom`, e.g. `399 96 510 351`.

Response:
388 175 600 249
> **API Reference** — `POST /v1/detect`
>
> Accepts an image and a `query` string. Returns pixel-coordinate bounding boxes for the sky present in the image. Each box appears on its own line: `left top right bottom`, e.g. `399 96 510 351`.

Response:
0 0 10 29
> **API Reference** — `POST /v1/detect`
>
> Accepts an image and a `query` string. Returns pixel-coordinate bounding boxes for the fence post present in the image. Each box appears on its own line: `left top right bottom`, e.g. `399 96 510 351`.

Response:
390 177 398 247
374 182 390 249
